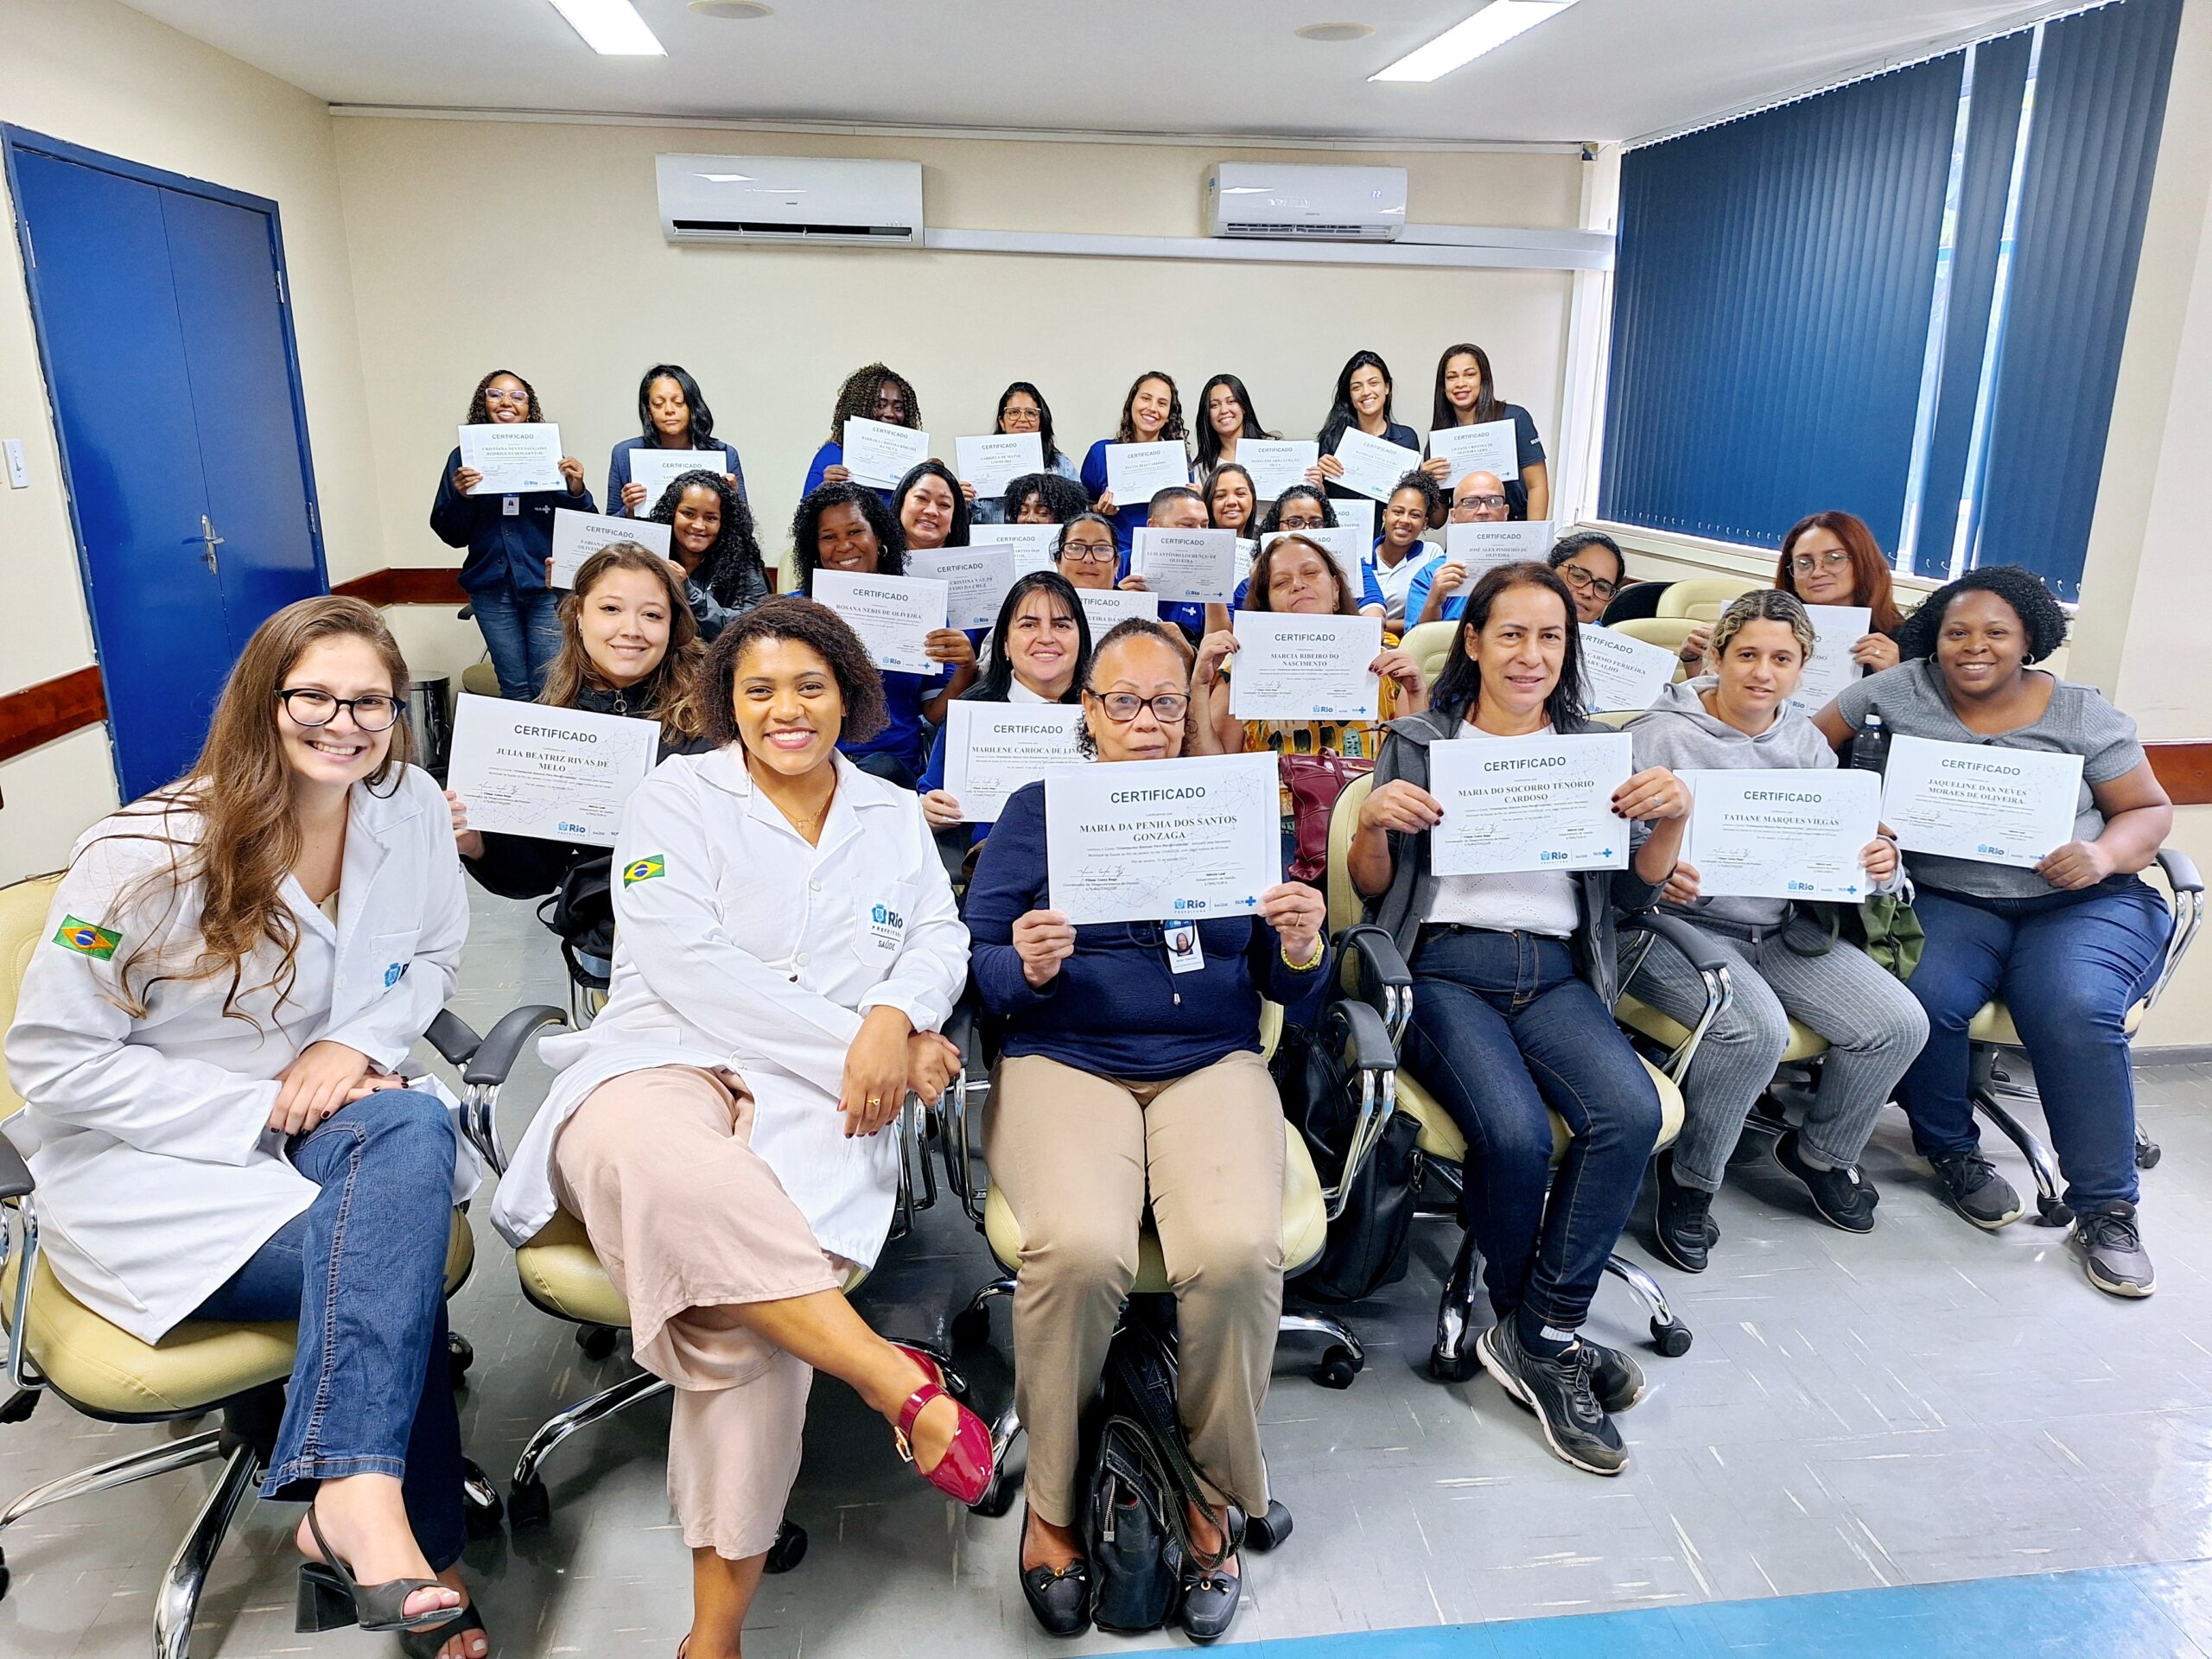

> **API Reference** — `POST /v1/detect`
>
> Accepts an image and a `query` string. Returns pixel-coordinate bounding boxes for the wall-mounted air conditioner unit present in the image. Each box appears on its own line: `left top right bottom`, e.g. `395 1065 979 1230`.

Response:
1205 163 1407 242
656 154 924 245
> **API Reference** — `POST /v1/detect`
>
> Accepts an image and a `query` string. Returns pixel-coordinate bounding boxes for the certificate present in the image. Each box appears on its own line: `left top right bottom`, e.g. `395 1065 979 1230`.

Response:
969 521 1060 575
908 546 1016 632
1428 731 1632 876
1427 419 1521 483
629 448 728 510
1881 734 2084 868
1788 605 1872 714
1444 519 1553 591
1045 752 1281 925
1262 526 1365 597
1228 612 1382 722
810 569 947 676
1579 624 1678 713
550 508 672 588
1682 768 1880 902
1330 428 1422 502
842 416 931 489
1076 587 1160 637
446 694 659 848
1335 497 1376 547
1103 441 1190 502
1236 439 1319 500
459 422 563 494
955 433 1044 498
943 701 1086 823
1132 528 1237 604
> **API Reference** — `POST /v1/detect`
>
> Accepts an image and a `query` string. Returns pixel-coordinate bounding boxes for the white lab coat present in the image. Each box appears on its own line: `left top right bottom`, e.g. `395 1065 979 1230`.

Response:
3 766 472 1344
491 747 968 1269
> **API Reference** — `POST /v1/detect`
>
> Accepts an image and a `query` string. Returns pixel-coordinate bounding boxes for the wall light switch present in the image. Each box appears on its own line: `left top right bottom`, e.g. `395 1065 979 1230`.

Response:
3 440 26 489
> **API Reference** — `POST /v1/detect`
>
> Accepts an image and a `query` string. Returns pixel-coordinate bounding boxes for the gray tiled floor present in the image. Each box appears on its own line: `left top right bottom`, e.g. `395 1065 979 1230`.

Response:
4 887 2210 1656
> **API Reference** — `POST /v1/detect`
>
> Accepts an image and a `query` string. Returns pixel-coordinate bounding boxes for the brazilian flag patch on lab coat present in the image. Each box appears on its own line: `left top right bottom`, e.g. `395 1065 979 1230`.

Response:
622 855 665 887
53 915 122 959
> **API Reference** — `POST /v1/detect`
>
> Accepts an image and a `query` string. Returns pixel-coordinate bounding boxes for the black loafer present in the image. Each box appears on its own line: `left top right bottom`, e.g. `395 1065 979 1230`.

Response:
1179 1558 1241 1643
1018 1557 1090 1637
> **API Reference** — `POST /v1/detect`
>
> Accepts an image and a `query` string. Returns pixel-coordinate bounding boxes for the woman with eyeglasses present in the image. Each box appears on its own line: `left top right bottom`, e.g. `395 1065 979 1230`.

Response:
431 369 594 700
1422 343 1550 522
8 597 489 1658
607 363 746 518
969 383 1082 525
1677 511 1905 670
965 617 1330 1641
1548 531 1627 626
804 364 921 505
1051 511 1124 592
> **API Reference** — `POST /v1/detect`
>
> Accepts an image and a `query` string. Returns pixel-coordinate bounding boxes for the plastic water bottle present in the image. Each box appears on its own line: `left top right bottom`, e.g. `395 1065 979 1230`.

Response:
1851 706 1890 776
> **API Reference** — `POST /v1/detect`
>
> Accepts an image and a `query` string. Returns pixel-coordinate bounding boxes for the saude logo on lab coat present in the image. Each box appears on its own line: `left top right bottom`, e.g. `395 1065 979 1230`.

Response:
864 901 906 956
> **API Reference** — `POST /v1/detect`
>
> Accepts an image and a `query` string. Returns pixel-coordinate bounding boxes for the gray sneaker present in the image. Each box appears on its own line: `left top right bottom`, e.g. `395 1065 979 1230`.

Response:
1476 1322 1627 1476
1929 1150 2024 1230
2073 1203 2155 1298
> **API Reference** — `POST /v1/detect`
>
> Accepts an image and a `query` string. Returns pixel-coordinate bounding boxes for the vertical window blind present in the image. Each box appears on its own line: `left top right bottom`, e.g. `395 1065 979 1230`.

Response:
1599 0 2182 600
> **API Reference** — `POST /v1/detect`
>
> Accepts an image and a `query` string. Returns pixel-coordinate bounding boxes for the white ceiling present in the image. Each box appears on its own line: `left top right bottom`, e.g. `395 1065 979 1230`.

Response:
122 0 2062 147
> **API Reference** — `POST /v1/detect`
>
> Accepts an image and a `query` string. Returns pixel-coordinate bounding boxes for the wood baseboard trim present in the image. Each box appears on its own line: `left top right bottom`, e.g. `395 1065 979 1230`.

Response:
0 665 106 767
333 566 469 607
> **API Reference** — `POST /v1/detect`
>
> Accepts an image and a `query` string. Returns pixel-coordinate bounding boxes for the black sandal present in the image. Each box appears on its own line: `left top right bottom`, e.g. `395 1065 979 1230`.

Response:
1017 1508 1090 1637
294 1505 466 1636
400 1604 486 1659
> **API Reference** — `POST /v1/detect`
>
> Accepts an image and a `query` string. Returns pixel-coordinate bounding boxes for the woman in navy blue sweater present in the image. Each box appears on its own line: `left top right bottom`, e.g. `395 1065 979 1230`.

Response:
430 369 594 699
964 617 1327 1643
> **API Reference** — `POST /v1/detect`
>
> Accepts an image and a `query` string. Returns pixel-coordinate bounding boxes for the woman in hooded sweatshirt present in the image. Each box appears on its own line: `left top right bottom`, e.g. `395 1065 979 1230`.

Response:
1623 591 1927 1273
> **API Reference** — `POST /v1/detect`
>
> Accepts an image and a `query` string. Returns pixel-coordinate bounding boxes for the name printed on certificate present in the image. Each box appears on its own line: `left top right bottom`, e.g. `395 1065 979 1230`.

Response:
1044 751 1282 925
955 433 1044 498
1103 441 1190 502
1330 428 1423 502
1236 439 1319 500
1335 497 1377 547
810 569 949 677
459 422 564 495
841 416 932 489
1228 612 1382 722
1446 520 1554 592
1682 768 1881 902
969 521 1061 575
446 693 660 847
1076 586 1160 637
1428 730 1633 877
1787 605 1872 714
1880 734 2085 868
908 546 1017 632
629 448 728 511
550 509 673 588
1262 527 1365 596
943 701 1087 823
1132 527 1238 604
1578 624 1680 713
1427 419 1521 483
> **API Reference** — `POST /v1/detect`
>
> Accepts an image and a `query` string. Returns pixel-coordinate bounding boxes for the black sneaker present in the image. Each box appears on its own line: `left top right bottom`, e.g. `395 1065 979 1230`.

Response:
1775 1129 1878 1233
2073 1203 2155 1298
1581 1338 1648 1414
1652 1151 1714 1272
1476 1321 1627 1476
1929 1150 2024 1230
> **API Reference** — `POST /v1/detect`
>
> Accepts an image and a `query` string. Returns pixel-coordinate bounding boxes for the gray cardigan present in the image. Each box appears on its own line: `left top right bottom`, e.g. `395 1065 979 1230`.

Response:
1367 706 1665 1007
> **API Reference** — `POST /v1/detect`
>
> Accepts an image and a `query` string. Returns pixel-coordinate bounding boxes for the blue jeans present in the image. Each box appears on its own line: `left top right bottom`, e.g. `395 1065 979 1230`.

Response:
470 584 563 699
1899 880 2170 1211
192 1089 466 1571
1406 928 1662 1332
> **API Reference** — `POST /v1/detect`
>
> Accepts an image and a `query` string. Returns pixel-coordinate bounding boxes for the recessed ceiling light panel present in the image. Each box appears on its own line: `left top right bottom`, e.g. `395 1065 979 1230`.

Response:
1295 22 1376 42
1370 0 1576 83
689 0 773 18
547 0 665 55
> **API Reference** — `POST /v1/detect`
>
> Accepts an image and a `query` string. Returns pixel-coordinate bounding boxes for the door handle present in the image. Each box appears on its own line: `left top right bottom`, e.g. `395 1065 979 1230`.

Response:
199 513 226 575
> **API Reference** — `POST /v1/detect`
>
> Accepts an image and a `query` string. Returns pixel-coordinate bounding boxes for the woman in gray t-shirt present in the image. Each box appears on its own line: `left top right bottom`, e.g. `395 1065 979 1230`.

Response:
1812 567 2173 1299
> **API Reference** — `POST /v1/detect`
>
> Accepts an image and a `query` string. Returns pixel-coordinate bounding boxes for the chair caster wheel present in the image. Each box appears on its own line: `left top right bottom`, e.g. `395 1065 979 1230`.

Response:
950 1306 992 1351
448 1333 475 1392
969 1471 1020 1519
2137 1139 2162 1170
1243 1501 1293 1552
1314 1346 1360 1389
1650 1318 1694 1357
0 1389 36 1424
2036 1198 2073 1228
461 1475 505 1541
508 1478 551 1533
764 1521 808 1574
575 1324 620 1361
1429 1344 1478 1383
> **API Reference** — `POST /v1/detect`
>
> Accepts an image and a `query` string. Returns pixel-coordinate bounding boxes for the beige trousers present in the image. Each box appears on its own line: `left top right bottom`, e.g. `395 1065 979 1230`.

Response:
552 1065 843 1560
984 1049 1285 1527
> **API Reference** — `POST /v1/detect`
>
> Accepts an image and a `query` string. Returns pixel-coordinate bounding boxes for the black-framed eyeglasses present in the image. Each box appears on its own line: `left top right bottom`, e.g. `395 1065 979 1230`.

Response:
1558 562 1618 601
277 689 403 731
1060 542 1118 564
1456 493 1509 512
1085 690 1190 724
1791 550 1853 574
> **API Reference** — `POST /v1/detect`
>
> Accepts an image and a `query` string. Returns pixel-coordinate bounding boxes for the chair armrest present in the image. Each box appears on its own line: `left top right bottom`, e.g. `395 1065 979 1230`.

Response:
2157 848 2202 895
1626 908 1734 978
1332 995 1397 1078
1338 923 1412 1039
423 1010 484 1070
0 1135 32 1202
2141 849 2205 1017
1313 995 1400 1221
938 994 990 1225
461 1005 568 1087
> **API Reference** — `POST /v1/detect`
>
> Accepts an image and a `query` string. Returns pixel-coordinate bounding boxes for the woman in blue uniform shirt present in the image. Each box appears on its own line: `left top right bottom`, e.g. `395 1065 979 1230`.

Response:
429 369 594 700
1080 371 1189 560
1309 350 1418 503
607 363 746 518
804 363 921 503
1421 343 1549 522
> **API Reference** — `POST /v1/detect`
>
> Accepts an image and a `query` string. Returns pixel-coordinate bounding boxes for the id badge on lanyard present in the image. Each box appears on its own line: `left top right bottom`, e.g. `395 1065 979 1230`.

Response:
1164 922 1205 975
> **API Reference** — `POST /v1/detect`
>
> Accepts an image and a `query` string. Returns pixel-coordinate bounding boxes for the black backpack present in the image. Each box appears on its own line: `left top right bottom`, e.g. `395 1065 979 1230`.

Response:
1273 1019 1422 1304
539 854 616 988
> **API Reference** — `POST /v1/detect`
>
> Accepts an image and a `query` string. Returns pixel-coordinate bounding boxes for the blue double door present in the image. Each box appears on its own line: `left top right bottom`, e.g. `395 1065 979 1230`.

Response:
6 129 327 799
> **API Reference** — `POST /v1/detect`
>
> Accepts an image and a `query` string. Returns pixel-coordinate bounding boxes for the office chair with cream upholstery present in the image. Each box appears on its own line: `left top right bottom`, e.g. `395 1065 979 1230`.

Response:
1654 575 1763 623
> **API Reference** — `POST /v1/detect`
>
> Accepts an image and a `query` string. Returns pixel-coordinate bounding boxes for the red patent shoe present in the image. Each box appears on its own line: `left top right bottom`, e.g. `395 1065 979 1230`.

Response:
891 1344 995 1505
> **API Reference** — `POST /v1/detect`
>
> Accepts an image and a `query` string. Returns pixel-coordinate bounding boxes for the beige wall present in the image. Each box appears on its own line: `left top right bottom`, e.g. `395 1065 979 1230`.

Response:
0 0 388 880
